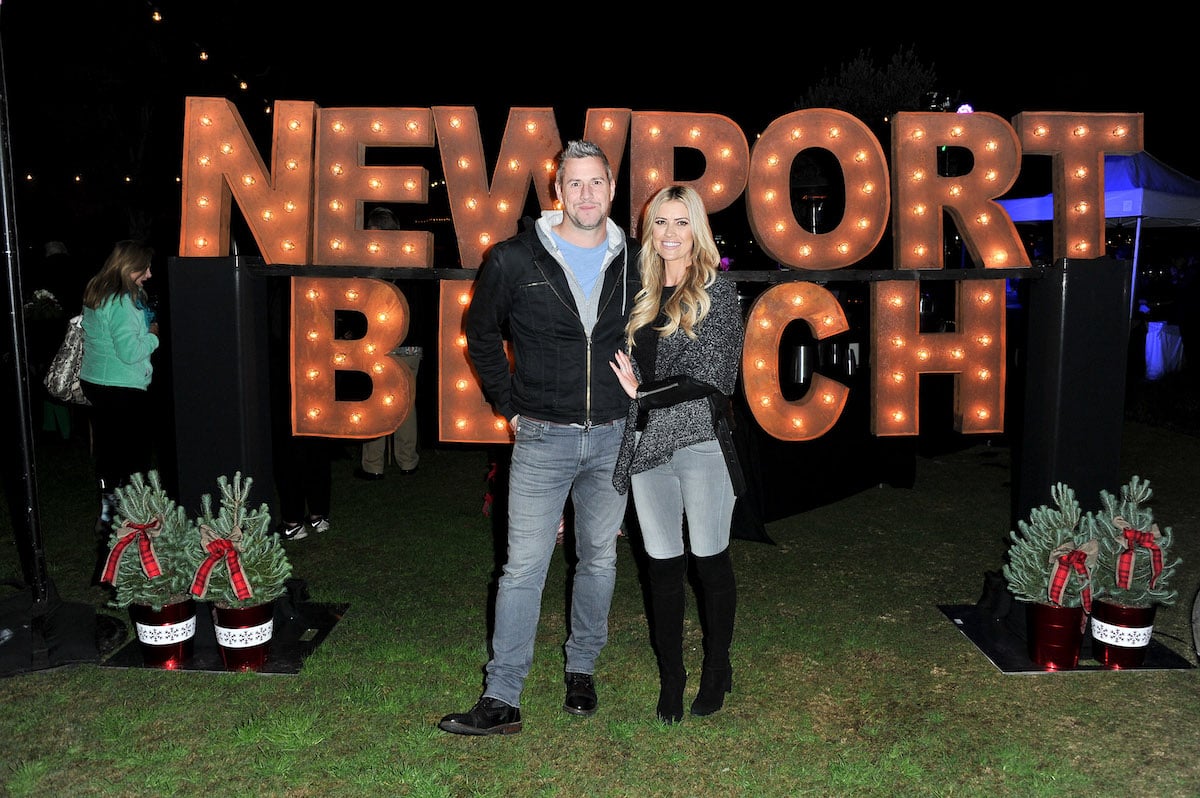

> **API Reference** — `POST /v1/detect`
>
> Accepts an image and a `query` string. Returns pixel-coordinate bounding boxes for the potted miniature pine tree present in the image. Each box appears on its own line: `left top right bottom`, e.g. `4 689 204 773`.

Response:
188 472 292 671
1084 476 1181 669
1002 482 1099 670
102 470 206 668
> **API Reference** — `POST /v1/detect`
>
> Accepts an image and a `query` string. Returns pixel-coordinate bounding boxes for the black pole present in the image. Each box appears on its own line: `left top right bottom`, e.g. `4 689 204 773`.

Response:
0 11 50 609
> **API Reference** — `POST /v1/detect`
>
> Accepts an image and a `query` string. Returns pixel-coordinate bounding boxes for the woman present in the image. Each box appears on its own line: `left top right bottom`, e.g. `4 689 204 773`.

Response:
610 185 745 723
79 240 160 534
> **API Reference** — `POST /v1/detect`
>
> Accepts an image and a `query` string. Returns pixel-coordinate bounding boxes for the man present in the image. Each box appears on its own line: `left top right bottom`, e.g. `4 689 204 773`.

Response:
439 140 639 735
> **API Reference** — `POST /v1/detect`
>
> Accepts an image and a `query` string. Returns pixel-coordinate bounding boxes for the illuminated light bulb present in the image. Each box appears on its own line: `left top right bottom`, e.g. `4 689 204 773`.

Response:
457 156 470 169
329 199 342 211
332 121 346 133
1073 166 1088 180
367 242 381 254
984 169 997 182
719 147 732 159
949 184 963 198
976 408 990 420
402 243 416 255
758 396 772 407
861 181 875 195
288 119 302 132
855 217 870 230
891 336 905 348
241 174 255 187
345 289 359 301
1072 125 1088 137
455 335 467 347
333 353 347 365
371 121 384 133
911 169 925 182
194 236 208 249
766 154 780 167
368 178 383 190
821 314 835 327
350 412 362 424
307 407 321 420
479 233 491 246
449 116 462 129
493 419 508 432
600 117 614 131
836 242 850 255
790 294 805 306
1033 124 1049 137
455 379 469 391
888 295 904 308
1112 125 1127 138
220 143 234 155
977 368 991 380
283 201 297 213
365 343 377 354
977 334 992 346
306 368 320 380
330 164 344 176
454 417 468 430
789 128 802 141
372 363 384 374
507 158 520 171
891 371 905 383
976 212 990 225
917 348 931 361
199 115 213 127
854 150 867 163
757 317 772 330
261 209 274 221
281 240 296 251
821 392 835 405
647 169 659 181
383 394 395 405
773 221 786 233
827 126 841 139
753 358 767 369
913 203 927 217
913 244 928 257
977 290 993 304
406 120 420 132
306 330 319 341
790 417 804 429
306 288 320 301
949 125 964 137
1073 201 1090 215
711 182 724 194
197 196 210 208
466 198 478 210
457 292 471 306
990 251 1008 266
329 239 343 251
891 410 906 422
910 128 925 141
764 189 777 202
197 155 211 167
649 125 661 137
376 312 389 323
797 244 813 258
497 199 510 212
950 347 965 359
1073 240 1090 253
984 139 998 152
688 127 701 140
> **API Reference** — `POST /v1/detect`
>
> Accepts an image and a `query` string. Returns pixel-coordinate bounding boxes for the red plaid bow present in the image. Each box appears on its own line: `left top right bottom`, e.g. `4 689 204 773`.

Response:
190 525 254 601
1047 540 1098 613
1113 517 1164 589
100 517 163 585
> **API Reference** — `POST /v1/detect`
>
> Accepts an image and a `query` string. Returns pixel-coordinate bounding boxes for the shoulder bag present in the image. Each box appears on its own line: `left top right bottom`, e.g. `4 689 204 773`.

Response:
43 314 90 405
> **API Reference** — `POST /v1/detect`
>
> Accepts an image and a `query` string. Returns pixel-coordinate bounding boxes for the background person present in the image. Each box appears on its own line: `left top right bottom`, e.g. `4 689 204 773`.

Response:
438 140 640 736
78 240 160 535
610 185 745 723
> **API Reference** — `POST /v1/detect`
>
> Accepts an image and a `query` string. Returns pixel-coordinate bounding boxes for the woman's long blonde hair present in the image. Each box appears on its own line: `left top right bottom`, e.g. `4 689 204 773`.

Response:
82 240 154 310
626 185 722 347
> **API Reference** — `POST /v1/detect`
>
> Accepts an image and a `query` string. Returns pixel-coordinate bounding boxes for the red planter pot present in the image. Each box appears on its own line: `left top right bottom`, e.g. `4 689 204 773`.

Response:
1090 600 1157 669
1026 602 1085 670
212 602 275 672
129 599 197 670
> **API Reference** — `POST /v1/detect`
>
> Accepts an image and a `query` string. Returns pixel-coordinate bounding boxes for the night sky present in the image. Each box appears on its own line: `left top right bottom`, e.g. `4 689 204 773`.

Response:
3 2 1197 266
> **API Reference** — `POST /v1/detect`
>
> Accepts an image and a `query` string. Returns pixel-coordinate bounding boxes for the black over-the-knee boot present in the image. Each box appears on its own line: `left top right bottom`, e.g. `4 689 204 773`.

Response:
646 554 688 723
691 548 736 716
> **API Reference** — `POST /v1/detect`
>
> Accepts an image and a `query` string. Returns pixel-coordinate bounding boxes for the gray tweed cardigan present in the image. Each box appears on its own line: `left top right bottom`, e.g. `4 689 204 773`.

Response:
612 277 744 495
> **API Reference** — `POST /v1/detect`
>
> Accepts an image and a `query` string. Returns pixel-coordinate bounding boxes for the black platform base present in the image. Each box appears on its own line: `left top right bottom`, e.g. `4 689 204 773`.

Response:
102 599 348 675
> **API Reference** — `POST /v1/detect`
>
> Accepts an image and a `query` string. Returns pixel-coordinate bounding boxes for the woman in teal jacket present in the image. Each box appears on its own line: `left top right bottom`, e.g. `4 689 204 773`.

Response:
79 240 160 533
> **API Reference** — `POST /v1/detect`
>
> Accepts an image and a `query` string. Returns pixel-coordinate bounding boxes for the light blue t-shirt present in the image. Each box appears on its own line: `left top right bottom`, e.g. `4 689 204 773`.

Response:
552 232 607 297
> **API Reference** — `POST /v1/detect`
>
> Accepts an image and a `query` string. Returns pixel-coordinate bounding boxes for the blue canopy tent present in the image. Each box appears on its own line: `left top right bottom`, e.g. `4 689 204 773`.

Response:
997 151 1200 319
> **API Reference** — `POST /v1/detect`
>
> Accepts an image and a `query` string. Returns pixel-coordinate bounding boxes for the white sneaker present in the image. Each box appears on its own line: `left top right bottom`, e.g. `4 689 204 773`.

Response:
308 516 330 534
